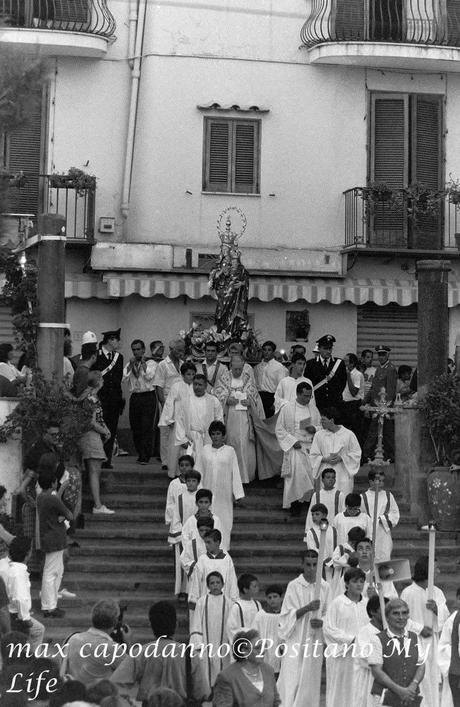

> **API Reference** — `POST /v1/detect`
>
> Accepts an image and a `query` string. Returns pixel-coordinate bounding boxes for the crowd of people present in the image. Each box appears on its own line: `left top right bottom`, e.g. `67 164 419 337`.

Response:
0 328 456 706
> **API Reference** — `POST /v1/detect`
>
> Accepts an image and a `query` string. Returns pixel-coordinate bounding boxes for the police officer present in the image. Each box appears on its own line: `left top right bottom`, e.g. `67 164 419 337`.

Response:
304 334 347 414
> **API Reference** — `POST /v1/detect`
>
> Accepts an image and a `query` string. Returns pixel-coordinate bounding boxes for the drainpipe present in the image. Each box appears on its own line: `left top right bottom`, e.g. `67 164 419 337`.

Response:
127 0 138 69
121 0 147 221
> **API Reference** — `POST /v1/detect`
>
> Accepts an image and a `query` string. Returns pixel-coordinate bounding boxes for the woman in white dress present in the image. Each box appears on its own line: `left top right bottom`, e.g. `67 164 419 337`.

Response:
214 356 265 484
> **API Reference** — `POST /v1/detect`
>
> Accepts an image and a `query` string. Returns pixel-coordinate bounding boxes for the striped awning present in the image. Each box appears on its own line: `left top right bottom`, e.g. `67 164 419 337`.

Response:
65 273 460 307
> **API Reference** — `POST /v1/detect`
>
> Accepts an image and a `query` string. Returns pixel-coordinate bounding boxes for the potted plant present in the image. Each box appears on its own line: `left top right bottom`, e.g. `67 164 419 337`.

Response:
363 182 394 203
419 371 460 530
401 182 443 223
49 167 96 196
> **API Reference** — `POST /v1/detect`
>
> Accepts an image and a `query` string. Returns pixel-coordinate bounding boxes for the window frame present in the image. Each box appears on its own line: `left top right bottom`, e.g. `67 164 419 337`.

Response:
202 117 261 195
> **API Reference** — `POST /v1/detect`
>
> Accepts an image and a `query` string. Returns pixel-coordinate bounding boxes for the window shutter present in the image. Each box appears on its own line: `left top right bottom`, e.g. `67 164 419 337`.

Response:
233 122 258 193
357 303 418 368
334 0 365 40
447 0 460 45
5 92 43 215
205 120 231 192
54 0 89 28
412 95 442 248
371 96 407 246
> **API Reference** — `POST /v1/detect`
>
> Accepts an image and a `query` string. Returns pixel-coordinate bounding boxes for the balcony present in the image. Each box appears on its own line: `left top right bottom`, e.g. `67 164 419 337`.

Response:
301 0 460 72
0 0 115 58
343 186 460 255
1 172 95 248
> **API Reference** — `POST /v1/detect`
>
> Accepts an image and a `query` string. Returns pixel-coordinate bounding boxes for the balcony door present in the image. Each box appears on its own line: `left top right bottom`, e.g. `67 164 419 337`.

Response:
370 0 403 41
369 92 443 249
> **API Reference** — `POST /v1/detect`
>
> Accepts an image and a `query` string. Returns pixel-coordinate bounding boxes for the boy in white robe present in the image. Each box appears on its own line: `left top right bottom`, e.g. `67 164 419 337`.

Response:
174 375 223 463
360 468 400 562
333 493 372 546
165 454 192 530
188 529 238 610
304 503 337 582
168 469 201 596
310 407 362 494
180 515 214 578
226 573 262 643
334 536 398 601
353 594 387 707
274 355 316 413
189 570 232 695
437 587 459 707
196 420 244 550
401 555 450 707
253 584 283 676
277 550 330 707
181 488 224 549
323 567 369 707
158 362 195 478
275 381 320 514
305 467 345 530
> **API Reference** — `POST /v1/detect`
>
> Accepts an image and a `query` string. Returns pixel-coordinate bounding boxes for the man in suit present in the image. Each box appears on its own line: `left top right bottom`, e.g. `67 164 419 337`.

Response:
95 328 124 469
304 334 347 414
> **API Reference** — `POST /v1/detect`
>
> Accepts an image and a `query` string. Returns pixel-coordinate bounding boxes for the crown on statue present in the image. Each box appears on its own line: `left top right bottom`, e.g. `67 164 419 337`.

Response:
217 207 247 258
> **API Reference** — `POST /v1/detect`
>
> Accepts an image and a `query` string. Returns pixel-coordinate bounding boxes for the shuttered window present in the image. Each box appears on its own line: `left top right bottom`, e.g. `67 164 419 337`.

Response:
54 0 89 30
203 118 260 194
357 303 418 368
369 92 443 249
2 90 45 215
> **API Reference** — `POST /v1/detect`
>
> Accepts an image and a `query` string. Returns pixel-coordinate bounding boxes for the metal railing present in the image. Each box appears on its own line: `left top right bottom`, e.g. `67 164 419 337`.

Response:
301 0 460 48
0 0 115 37
41 174 95 240
344 186 458 250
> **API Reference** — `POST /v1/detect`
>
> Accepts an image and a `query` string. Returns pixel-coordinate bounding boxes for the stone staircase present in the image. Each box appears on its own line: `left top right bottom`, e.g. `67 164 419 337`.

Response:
31 457 460 647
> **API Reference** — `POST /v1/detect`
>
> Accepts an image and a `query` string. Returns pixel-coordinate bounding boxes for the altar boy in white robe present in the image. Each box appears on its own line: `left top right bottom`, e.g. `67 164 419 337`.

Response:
196 420 244 550
277 549 329 707
174 374 223 463
360 468 400 563
275 381 321 515
158 362 196 478
305 467 345 530
188 529 238 610
401 555 450 707
310 406 362 495
189 570 232 695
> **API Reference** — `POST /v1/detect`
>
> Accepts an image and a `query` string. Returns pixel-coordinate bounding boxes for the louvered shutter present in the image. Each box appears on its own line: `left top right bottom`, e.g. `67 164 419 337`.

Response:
0 307 14 345
54 0 89 30
205 120 231 192
412 95 442 249
369 0 403 41
5 93 43 215
233 121 258 194
448 0 460 44
371 96 407 246
357 303 418 368
334 0 365 40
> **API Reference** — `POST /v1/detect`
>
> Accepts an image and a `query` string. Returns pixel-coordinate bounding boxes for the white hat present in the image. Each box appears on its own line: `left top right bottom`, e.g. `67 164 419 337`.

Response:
81 331 97 345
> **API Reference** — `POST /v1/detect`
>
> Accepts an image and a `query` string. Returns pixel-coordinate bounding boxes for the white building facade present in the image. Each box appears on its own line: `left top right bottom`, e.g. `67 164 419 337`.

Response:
2 0 460 366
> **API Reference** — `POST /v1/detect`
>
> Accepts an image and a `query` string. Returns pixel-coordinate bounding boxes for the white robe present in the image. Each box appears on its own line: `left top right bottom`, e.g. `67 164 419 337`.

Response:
189 592 232 693
226 598 263 643
158 380 192 476
438 611 457 707
304 525 337 582
332 511 372 547
353 621 380 707
310 426 362 495
168 488 198 595
188 552 239 607
174 391 223 462
165 477 186 526
277 574 330 707
195 444 244 550
276 401 320 508
401 582 450 707
181 512 224 550
195 360 228 394
361 489 400 562
253 610 282 674
180 535 206 578
274 375 317 413
323 593 369 707
305 487 346 530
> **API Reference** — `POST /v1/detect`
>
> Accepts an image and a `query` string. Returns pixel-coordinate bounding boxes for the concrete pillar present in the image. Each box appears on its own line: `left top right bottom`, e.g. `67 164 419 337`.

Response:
417 260 450 394
395 408 429 521
35 215 67 380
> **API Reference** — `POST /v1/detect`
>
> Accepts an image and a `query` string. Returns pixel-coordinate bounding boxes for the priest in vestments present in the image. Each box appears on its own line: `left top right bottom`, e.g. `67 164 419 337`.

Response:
196 420 244 550
277 550 330 707
158 362 196 477
310 407 361 495
275 381 320 511
214 356 265 484
174 374 223 462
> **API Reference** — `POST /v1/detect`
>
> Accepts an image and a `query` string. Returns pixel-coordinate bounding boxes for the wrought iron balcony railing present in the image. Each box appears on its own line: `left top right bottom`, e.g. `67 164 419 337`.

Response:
344 186 459 250
2 172 96 242
301 0 460 48
0 0 115 37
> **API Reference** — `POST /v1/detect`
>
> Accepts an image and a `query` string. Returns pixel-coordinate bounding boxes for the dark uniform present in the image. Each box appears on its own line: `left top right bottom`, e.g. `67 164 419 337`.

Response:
304 335 347 414
94 329 124 468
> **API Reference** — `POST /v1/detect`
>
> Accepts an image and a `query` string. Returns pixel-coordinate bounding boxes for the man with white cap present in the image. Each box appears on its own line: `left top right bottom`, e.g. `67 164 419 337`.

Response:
71 332 98 398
